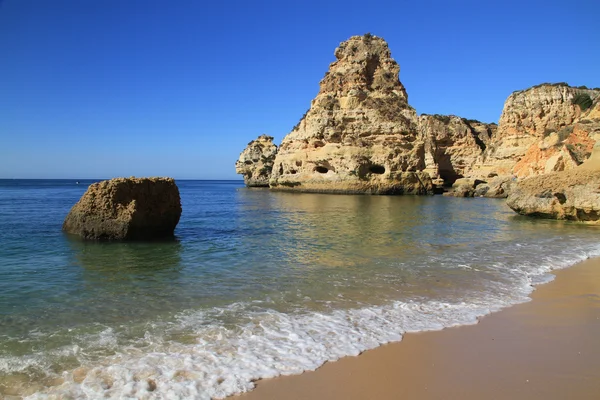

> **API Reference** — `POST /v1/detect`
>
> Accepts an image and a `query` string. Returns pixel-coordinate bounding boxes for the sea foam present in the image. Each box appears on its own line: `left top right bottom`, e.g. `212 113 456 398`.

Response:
20 243 600 400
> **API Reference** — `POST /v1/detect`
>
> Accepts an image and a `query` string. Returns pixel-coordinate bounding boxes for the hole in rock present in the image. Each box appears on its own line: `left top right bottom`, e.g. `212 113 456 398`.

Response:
369 165 386 174
315 166 329 174
554 192 567 204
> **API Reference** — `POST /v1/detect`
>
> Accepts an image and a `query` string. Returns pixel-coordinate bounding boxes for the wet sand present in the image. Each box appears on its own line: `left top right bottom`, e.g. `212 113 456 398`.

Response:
237 257 600 400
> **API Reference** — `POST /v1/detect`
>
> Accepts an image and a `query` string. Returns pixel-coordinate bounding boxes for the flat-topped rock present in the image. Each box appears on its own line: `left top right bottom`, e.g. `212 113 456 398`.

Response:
63 177 182 240
507 142 600 222
506 169 600 222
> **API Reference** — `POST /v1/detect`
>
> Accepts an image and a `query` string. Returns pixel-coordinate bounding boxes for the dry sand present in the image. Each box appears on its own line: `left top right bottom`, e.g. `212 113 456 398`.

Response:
236 257 600 400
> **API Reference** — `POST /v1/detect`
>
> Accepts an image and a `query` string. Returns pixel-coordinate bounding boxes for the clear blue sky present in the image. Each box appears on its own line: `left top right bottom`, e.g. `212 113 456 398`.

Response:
1 0 599 179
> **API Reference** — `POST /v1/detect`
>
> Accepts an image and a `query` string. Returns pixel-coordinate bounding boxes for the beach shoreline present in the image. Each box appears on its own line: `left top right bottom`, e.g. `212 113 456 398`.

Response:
2 181 600 399
235 257 600 400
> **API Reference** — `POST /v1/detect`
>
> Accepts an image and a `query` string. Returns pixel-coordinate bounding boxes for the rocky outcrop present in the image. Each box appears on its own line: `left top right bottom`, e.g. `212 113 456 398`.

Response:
422 84 600 190
506 141 600 222
472 84 600 179
235 135 278 187
269 34 432 195
418 114 496 185
473 176 514 198
443 178 485 197
234 36 600 199
63 177 182 240
443 176 514 198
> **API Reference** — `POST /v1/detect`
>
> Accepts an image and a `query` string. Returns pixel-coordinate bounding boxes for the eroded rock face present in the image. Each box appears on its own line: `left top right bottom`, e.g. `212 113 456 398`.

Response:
235 135 278 187
506 169 600 222
63 177 182 240
443 178 484 197
473 84 600 179
418 114 496 185
269 34 432 195
507 142 600 222
473 176 514 198
235 37 599 199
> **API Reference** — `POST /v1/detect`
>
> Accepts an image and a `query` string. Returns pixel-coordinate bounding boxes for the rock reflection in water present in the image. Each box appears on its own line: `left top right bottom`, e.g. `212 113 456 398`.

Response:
66 237 184 324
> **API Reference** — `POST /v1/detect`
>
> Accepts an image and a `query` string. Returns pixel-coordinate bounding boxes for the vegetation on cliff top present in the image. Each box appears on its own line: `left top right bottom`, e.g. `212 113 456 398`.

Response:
511 82 600 95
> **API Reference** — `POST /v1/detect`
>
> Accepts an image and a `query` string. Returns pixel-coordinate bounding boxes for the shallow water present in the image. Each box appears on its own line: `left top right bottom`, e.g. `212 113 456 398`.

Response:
0 179 599 398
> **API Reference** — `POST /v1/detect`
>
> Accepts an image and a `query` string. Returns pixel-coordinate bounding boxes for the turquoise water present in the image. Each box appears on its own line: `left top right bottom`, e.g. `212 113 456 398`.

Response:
0 179 599 398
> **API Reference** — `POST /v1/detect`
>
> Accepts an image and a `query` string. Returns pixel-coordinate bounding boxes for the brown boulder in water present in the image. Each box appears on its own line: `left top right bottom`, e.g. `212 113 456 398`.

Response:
63 177 182 240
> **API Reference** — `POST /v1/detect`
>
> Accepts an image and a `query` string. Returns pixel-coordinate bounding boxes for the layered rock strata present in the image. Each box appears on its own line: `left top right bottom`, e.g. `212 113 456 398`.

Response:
268 34 432 195
511 98 600 178
506 141 600 222
235 135 278 187
471 84 600 179
63 177 182 240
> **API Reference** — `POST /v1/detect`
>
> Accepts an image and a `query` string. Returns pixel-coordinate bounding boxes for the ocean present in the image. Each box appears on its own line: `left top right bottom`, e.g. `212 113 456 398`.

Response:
0 179 599 399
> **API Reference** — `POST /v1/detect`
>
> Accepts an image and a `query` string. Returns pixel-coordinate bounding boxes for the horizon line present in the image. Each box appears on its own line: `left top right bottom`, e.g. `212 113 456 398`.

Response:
0 178 245 181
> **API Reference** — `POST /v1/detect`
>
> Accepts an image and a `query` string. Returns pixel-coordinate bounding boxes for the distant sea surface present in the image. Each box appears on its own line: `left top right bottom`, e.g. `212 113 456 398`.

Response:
1 179 599 399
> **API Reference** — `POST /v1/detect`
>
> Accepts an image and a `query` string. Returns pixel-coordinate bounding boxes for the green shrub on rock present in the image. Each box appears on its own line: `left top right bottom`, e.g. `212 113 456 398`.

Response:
572 93 593 111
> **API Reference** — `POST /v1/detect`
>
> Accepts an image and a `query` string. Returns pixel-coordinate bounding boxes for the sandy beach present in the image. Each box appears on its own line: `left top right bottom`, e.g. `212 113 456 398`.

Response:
236 257 600 400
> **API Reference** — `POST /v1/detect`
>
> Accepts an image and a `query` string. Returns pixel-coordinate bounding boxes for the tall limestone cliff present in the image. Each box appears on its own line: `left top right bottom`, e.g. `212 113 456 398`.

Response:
234 37 600 198
269 34 432 195
471 84 600 179
235 135 278 187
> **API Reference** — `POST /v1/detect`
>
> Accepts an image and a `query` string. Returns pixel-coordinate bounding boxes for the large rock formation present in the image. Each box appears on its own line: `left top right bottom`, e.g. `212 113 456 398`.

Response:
235 135 278 187
63 177 182 240
510 97 600 178
234 36 600 199
506 141 600 222
423 84 600 196
418 114 496 184
269 34 432 195
471 84 600 179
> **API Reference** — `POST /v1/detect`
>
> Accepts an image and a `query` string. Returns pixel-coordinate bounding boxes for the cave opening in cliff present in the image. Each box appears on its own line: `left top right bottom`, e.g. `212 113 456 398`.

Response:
369 165 385 174
315 166 329 174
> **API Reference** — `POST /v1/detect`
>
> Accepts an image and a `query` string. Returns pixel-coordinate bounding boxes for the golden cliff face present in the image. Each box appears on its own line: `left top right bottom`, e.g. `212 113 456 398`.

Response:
235 35 600 198
269 34 432 195
473 84 600 179
417 115 496 184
